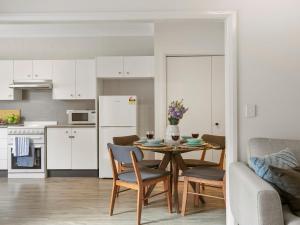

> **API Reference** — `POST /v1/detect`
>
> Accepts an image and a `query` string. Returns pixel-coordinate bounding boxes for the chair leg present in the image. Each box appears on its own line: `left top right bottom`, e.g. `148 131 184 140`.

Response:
109 181 118 216
137 188 143 225
181 177 189 216
143 187 148 206
222 178 226 205
164 176 172 213
116 186 120 198
194 183 200 207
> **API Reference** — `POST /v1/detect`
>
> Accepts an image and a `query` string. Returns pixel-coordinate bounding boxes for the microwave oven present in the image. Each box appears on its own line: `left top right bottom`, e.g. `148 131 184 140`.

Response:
66 110 96 125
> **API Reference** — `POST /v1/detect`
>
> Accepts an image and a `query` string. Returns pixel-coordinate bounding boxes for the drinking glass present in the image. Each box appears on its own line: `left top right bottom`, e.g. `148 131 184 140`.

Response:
146 131 154 140
171 132 180 149
191 132 199 139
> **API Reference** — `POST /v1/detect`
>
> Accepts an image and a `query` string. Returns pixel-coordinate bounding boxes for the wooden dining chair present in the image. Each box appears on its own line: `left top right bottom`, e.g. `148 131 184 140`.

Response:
108 143 172 225
183 134 226 169
181 166 226 216
113 135 161 171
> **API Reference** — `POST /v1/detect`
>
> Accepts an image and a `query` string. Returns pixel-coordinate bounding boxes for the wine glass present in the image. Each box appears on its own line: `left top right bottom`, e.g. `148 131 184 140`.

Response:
191 132 199 139
171 133 180 148
146 131 154 140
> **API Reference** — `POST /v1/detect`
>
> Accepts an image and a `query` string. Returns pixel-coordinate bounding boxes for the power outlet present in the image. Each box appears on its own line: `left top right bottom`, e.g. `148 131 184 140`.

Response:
245 104 256 118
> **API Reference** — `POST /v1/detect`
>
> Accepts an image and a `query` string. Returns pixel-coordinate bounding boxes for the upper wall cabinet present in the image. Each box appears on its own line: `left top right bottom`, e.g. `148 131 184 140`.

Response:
32 60 53 80
97 56 154 78
123 56 154 77
76 60 96 99
52 59 96 100
52 60 76 100
97 56 123 78
13 60 53 80
0 60 21 100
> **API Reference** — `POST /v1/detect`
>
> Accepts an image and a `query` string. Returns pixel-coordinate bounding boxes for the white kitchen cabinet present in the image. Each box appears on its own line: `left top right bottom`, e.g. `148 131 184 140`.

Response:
0 128 8 170
32 60 53 80
53 60 95 100
97 56 123 78
14 60 53 80
123 56 154 77
75 60 96 99
13 60 33 80
47 128 72 169
0 60 21 100
52 60 76 100
47 127 97 170
71 128 97 169
97 56 154 78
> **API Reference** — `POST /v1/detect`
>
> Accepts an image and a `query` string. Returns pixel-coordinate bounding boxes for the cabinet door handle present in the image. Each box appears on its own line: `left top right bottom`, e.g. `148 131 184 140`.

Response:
66 130 69 134
35 74 38 77
73 130 76 134
69 135 75 138
27 74 31 77
126 72 130 75
118 71 122 74
77 94 81 97
70 94 73 97
215 122 219 126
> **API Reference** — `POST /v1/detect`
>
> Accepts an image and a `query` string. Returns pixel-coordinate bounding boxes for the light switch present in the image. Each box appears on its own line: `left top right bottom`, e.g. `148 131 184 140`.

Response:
245 104 256 118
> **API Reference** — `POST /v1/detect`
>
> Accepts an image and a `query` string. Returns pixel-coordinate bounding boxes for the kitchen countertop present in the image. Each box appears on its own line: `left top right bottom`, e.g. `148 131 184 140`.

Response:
46 124 96 128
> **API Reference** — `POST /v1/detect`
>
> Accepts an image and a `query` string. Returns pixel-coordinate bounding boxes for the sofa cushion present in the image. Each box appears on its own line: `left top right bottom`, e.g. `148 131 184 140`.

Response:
249 138 300 163
249 148 298 182
269 166 300 217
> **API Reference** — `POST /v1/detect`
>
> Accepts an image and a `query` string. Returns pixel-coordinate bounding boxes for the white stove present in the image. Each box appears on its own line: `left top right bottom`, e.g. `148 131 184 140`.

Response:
7 121 57 178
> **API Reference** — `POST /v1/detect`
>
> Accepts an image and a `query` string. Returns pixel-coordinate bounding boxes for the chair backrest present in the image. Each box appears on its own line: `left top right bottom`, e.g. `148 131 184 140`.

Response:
107 143 143 183
113 135 140 146
202 134 225 149
107 143 143 164
201 134 226 168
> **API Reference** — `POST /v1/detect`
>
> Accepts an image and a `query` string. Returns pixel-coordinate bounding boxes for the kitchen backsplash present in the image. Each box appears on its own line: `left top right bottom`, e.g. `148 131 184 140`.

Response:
0 90 95 124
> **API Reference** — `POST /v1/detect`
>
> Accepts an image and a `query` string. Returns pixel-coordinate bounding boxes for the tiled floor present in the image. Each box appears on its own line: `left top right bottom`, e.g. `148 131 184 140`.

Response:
0 177 225 225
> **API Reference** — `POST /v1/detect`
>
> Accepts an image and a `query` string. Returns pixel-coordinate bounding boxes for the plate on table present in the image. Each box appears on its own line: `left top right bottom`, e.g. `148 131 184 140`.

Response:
182 143 205 147
143 143 166 147
136 140 147 144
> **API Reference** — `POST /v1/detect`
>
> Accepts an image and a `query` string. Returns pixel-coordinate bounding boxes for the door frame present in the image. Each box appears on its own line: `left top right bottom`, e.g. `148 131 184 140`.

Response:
0 11 237 225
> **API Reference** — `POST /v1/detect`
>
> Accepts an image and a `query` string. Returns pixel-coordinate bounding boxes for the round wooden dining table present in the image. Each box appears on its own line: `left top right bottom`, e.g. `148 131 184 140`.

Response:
134 142 218 213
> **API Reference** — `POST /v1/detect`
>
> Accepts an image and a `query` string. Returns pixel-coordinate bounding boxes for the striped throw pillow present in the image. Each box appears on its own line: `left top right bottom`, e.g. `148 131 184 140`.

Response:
250 148 299 182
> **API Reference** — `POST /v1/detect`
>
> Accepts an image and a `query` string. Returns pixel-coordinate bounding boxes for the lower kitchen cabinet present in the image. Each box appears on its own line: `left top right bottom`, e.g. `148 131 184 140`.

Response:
47 127 97 170
0 128 8 170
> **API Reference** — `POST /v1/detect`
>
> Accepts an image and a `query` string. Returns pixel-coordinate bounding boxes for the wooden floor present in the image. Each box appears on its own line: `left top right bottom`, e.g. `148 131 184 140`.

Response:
0 178 225 225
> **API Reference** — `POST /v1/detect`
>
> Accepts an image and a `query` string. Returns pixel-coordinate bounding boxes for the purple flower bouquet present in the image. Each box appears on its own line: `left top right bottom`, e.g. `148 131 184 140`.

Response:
168 99 188 125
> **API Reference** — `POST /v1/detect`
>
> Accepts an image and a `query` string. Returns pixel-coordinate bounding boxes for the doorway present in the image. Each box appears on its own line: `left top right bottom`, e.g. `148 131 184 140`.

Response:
166 55 225 163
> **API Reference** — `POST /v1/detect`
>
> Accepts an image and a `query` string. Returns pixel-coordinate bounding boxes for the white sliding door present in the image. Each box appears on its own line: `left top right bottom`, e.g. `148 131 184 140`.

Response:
166 56 225 161
167 56 212 159
211 56 225 162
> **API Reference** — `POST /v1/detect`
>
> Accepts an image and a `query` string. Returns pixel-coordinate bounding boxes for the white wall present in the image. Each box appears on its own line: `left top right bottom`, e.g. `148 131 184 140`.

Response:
0 36 153 59
154 21 224 149
1 0 300 162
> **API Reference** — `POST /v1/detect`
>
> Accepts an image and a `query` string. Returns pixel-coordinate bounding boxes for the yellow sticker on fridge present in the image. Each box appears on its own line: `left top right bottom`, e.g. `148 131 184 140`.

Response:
128 96 136 105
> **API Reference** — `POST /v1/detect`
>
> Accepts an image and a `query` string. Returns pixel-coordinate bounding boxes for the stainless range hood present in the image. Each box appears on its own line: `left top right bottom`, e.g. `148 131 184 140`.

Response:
9 80 53 89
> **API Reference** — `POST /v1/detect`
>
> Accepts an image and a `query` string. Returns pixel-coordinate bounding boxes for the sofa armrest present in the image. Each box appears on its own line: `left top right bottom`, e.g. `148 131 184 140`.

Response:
229 162 284 225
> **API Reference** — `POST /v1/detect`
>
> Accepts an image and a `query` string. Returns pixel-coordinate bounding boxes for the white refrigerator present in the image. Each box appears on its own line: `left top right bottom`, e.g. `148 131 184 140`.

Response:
99 95 137 178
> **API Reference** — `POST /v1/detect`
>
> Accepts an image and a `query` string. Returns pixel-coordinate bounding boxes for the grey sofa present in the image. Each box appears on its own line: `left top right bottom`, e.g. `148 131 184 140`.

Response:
230 138 300 225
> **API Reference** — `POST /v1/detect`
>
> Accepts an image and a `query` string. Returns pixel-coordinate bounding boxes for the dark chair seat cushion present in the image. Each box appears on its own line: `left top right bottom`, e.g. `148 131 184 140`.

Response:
182 167 225 181
123 160 161 169
184 159 219 168
119 168 170 183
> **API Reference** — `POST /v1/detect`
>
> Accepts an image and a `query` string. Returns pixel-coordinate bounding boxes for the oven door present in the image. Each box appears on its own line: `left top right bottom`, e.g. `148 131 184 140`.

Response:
8 142 45 173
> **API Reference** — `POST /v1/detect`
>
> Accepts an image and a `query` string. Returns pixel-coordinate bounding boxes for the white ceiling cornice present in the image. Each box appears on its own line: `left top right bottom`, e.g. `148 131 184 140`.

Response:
0 11 232 23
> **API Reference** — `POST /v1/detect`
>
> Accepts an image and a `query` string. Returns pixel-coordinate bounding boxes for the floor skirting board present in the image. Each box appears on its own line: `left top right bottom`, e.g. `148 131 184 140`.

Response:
47 170 98 177
0 170 7 177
